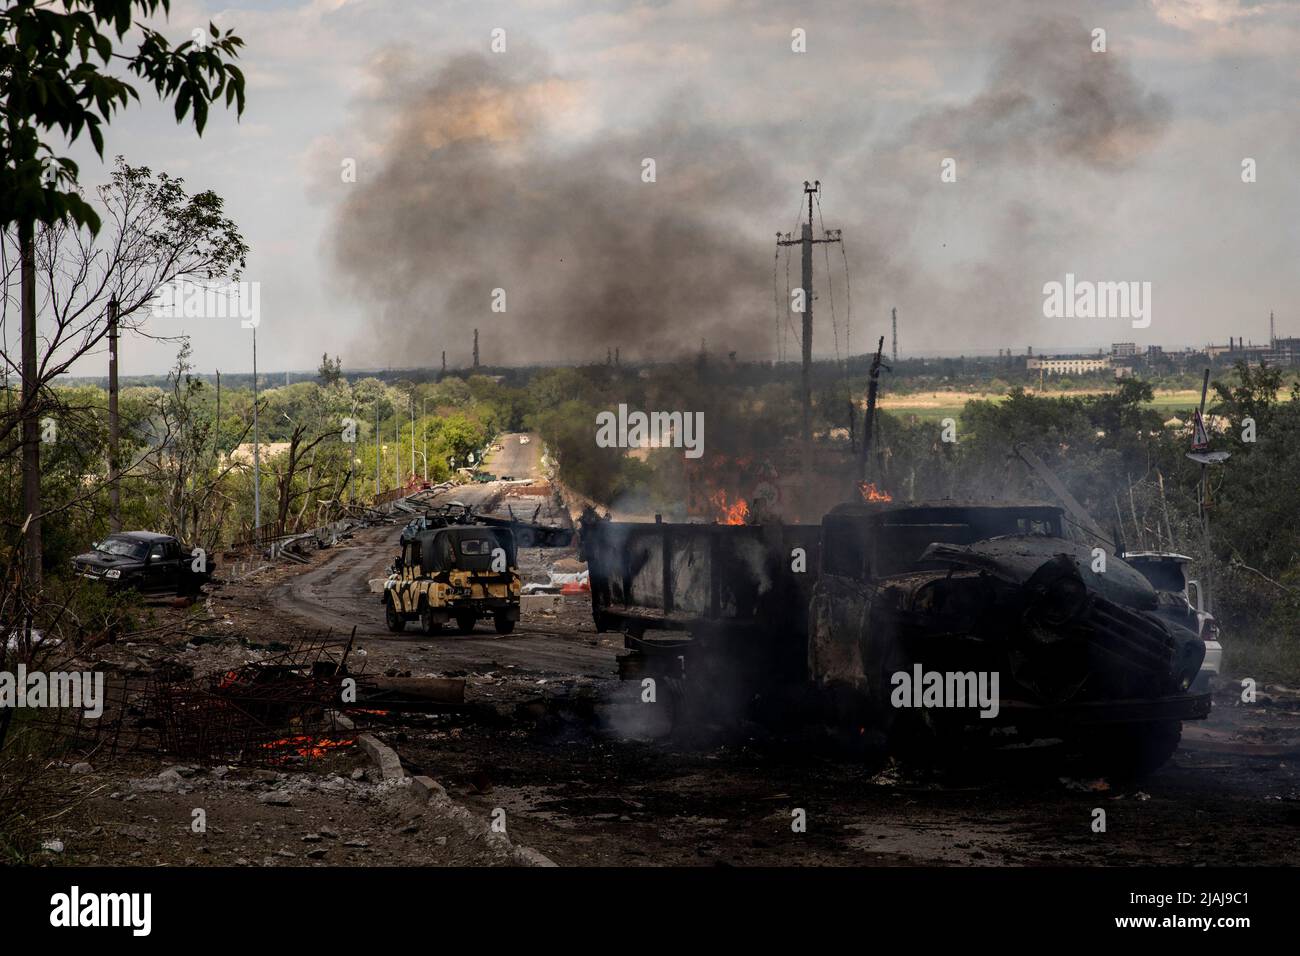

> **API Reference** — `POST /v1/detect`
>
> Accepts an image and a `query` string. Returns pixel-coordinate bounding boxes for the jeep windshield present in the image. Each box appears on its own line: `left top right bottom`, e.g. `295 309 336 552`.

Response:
94 536 149 560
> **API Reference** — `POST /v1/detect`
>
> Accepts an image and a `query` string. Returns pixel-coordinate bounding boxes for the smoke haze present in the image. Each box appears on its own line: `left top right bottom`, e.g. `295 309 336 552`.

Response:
330 18 1173 367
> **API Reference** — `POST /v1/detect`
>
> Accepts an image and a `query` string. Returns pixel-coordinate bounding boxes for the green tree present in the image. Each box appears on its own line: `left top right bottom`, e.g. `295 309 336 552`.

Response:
2 0 246 589
317 353 343 387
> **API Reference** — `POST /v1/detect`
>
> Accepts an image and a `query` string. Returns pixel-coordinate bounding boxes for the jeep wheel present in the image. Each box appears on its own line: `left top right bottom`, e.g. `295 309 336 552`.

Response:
419 602 438 635
494 614 514 635
455 611 476 633
384 596 406 633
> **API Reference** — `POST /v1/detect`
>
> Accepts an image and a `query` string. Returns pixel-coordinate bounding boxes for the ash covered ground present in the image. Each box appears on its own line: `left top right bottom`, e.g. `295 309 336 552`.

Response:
28 436 1300 867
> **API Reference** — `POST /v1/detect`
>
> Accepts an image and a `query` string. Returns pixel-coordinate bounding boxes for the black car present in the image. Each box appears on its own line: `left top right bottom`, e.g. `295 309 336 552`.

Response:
72 531 214 595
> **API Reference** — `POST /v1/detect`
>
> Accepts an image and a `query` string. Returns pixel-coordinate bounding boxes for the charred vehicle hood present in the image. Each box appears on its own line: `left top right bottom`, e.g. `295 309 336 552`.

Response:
920 536 1157 610
906 535 1204 702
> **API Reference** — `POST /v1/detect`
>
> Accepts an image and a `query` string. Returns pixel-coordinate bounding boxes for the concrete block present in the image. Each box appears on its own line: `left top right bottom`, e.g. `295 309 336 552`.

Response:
521 594 563 615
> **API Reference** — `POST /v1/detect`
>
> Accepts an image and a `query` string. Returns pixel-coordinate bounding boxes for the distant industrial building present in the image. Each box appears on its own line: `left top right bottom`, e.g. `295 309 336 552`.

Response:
1263 337 1300 366
1202 316 1298 367
1027 355 1112 375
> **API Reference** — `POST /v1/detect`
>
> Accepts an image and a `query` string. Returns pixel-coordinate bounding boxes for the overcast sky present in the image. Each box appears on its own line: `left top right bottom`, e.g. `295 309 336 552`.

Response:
38 0 1300 376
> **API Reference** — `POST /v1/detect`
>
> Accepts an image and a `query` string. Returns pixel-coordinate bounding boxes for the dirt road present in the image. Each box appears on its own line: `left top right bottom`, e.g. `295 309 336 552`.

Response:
202 447 1300 868
268 518 616 679
266 433 617 684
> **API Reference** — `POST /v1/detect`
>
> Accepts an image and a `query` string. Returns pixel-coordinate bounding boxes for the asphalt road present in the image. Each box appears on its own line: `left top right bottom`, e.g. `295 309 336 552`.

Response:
483 432 541 481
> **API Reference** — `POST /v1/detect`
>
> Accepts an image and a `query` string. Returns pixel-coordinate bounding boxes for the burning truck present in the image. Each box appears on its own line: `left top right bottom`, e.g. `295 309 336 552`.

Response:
579 494 1211 775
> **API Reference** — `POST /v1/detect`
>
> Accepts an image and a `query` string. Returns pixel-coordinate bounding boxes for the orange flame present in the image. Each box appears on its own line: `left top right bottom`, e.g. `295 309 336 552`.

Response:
709 488 749 525
261 735 355 761
857 481 893 503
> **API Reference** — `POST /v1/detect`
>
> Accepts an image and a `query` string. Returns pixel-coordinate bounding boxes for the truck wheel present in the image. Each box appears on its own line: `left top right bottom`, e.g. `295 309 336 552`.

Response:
516 529 535 547
494 614 514 635
1078 720 1182 778
384 596 406 633
455 611 476 634
419 602 438 635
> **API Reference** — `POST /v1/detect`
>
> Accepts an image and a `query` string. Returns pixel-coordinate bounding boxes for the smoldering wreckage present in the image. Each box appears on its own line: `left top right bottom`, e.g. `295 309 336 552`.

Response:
25 432 1221 792
12 378 1242 871
582 488 1213 776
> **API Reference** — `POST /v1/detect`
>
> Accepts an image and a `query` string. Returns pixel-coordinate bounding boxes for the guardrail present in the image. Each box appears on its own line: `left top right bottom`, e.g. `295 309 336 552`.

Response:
229 482 451 551
228 526 306 551
373 485 410 506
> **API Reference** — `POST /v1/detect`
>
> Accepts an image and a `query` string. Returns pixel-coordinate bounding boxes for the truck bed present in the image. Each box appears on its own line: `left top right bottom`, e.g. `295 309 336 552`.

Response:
579 516 821 684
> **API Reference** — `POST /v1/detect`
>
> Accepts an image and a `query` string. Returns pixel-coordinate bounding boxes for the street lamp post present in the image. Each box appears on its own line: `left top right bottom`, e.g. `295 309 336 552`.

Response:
252 325 260 532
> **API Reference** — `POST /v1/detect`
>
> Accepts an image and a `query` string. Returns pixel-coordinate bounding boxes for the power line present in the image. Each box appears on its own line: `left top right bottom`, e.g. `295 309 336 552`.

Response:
772 241 782 363
815 192 842 369
840 239 853 363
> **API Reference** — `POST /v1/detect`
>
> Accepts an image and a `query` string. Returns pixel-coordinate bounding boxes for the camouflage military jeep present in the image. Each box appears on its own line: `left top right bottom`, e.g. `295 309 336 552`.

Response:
383 525 520 635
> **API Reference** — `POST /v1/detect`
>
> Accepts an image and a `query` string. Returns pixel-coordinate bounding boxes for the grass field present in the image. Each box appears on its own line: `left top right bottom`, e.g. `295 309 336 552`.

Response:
877 388 1243 422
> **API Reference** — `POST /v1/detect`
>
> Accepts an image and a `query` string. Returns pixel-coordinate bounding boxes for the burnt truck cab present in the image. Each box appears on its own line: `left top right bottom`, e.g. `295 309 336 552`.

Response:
1122 551 1221 694
72 531 213 595
809 501 1210 772
382 525 521 635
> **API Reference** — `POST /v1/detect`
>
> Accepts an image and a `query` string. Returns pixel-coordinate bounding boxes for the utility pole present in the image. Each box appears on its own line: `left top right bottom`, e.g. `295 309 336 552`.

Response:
394 413 400 489
1196 370 1212 611
422 397 428 481
422 398 430 480
252 326 260 531
441 350 446 375
1186 367 1231 615
858 337 891 481
891 307 898 364
374 399 380 499
20 217 40 588
214 371 222 466
409 393 415 481
473 329 480 369
776 181 841 485
107 297 121 532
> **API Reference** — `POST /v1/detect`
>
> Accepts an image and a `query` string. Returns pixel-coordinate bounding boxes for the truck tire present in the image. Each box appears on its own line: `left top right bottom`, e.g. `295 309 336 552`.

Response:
455 611 476 634
494 614 514 635
1078 720 1182 778
419 601 438 635
384 595 406 633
